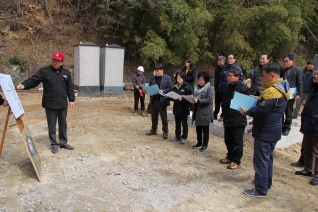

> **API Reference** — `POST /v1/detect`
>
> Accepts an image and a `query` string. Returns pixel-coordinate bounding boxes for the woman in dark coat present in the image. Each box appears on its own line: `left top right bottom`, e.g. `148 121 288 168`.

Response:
181 58 197 112
169 72 193 144
192 71 215 152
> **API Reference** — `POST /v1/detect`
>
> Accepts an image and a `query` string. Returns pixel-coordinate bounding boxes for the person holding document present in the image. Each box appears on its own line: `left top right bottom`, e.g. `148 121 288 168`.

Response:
146 63 172 139
192 71 214 152
280 54 302 136
240 63 290 197
219 68 251 169
169 72 192 144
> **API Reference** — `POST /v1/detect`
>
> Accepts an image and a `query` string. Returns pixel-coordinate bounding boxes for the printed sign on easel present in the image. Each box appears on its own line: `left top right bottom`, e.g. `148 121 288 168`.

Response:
0 73 24 118
21 125 42 182
0 73 41 181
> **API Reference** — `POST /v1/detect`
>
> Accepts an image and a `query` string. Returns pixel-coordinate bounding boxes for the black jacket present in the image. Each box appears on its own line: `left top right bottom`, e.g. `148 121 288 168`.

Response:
222 81 251 126
214 66 223 91
170 82 192 116
301 68 315 93
22 65 75 109
181 66 196 88
300 83 318 136
280 65 302 97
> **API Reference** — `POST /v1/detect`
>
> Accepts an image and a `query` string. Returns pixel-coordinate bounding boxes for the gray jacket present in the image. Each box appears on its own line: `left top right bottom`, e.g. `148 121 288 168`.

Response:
192 83 215 126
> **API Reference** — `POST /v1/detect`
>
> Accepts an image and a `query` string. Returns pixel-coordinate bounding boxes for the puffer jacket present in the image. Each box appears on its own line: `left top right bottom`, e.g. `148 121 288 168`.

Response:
170 82 192 116
246 78 290 142
222 81 251 126
300 83 318 136
218 63 244 95
181 66 197 89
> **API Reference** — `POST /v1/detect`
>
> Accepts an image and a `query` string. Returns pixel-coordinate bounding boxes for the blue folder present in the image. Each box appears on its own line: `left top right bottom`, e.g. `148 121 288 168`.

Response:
144 84 160 96
289 87 297 99
230 91 258 111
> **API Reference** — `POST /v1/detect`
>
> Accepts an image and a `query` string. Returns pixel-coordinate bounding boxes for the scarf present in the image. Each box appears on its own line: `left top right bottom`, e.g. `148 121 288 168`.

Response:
186 67 190 74
194 82 210 98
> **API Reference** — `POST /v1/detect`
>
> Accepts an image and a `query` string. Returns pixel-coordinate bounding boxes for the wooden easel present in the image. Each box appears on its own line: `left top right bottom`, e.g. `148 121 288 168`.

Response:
0 106 24 155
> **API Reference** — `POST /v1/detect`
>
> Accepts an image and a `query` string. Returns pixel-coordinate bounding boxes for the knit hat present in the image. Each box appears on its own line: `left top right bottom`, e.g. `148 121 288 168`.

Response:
218 56 226 61
137 66 144 72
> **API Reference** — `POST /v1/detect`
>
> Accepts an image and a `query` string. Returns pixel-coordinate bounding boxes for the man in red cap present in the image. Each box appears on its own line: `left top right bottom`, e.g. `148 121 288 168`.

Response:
17 51 75 154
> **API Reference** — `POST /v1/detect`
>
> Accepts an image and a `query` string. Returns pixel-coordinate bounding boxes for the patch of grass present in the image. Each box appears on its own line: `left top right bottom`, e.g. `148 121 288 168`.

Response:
9 55 28 72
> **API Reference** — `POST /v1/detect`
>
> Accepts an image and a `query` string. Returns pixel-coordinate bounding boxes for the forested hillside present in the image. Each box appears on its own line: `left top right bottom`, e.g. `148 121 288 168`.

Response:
0 0 317 72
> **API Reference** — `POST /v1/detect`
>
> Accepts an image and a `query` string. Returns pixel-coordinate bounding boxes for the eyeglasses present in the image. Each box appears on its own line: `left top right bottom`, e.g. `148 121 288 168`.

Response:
228 57 234 60
227 74 235 77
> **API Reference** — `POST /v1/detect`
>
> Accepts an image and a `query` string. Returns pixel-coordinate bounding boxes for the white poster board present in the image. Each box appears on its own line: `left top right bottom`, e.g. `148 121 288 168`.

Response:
0 74 24 118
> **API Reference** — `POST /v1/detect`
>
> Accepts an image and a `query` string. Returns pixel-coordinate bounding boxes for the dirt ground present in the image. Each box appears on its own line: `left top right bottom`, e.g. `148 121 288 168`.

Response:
0 90 317 212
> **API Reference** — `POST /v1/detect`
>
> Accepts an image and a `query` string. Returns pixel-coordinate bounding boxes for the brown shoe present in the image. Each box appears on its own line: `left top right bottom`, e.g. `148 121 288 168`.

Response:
291 161 304 167
219 157 231 164
146 130 157 135
227 162 240 169
162 132 168 139
60 143 74 150
52 145 58 154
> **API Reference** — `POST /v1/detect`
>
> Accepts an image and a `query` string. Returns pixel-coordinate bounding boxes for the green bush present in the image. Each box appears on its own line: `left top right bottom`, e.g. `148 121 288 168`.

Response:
9 55 27 72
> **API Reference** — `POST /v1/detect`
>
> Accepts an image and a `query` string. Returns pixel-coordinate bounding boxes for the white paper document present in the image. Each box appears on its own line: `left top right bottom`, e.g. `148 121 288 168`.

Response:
0 73 25 118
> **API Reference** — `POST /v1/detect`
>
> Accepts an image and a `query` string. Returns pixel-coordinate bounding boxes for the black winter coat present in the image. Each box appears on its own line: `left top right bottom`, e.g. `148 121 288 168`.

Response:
22 65 75 109
181 66 196 89
170 82 192 116
280 65 302 96
300 83 318 136
222 81 251 126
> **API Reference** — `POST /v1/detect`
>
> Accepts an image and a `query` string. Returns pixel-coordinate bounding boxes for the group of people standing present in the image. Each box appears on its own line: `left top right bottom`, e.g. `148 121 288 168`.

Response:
132 53 318 197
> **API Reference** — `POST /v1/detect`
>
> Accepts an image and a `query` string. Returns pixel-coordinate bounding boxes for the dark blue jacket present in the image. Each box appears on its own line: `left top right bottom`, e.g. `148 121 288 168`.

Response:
300 83 318 136
246 79 289 142
149 74 172 107
218 63 244 94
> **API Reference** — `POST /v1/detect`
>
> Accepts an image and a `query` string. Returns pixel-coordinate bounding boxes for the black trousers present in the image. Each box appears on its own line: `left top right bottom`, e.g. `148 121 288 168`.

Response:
45 108 68 146
134 91 145 111
196 125 210 147
174 114 188 139
224 126 245 164
214 92 222 118
282 99 295 131
151 100 168 132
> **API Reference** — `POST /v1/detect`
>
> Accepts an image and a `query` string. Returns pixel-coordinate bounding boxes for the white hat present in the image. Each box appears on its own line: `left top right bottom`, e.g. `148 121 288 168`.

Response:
137 66 144 72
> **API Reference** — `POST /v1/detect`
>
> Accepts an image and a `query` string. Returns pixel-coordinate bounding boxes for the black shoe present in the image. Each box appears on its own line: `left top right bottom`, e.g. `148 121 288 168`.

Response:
218 117 223 122
282 130 289 136
146 130 157 135
291 161 304 167
200 146 207 152
243 189 266 198
60 143 74 150
292 116 298 119
192 143 202 149
295 169 313 177
310 175 318 185
51 145 58 154
162 132 168 139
